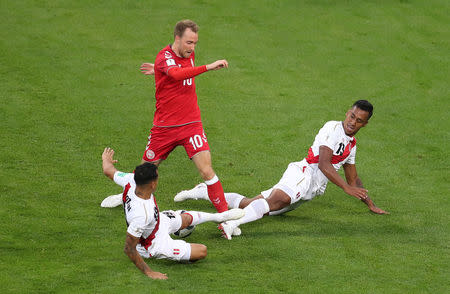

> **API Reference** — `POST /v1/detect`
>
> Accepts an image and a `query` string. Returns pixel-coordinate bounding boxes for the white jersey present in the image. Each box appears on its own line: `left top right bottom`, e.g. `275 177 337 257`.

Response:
304 120 357 195
113 171 160 250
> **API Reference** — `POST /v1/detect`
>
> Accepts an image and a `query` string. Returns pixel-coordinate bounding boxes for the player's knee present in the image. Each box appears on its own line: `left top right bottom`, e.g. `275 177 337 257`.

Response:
198 244 207 259
180 213 193 229
266 190 291 211
190 244 207 261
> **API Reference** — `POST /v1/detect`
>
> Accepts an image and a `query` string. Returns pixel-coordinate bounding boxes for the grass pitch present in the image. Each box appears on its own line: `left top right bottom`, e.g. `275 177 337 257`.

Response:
1 0 449 293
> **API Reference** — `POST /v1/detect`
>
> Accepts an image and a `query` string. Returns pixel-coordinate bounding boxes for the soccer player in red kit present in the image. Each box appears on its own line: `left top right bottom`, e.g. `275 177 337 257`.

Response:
102 20 229 213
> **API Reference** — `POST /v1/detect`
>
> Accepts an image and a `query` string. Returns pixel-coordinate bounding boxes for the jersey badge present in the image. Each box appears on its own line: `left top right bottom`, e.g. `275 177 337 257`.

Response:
146 149 155 160
166 59 176 66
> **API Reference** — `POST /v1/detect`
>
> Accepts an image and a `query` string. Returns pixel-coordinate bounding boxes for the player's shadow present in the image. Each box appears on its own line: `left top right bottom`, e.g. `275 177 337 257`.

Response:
239 212 410 240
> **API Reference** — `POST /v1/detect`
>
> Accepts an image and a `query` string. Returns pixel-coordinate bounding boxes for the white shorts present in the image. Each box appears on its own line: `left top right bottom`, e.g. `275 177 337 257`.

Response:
261 160 313 216
137 210 191 261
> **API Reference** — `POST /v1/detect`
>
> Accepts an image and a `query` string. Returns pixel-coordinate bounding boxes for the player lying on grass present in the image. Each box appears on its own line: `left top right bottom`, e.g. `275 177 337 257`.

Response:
174 100 389 240
101 148 244 279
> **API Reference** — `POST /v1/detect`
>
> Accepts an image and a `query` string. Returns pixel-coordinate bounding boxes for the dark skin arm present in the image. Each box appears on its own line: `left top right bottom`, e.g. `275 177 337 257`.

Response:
124 233 168 280
343 163 389 214
318 146 388 214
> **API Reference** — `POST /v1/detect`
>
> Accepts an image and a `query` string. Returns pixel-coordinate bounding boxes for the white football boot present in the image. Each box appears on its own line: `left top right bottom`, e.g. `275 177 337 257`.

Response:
174 183 209 202
218 221 238 240
100 193 122 208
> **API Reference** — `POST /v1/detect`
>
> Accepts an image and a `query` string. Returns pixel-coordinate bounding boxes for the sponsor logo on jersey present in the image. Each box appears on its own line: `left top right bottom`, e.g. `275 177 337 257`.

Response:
117 172 127 177
164 51 172 59
146 150 155 160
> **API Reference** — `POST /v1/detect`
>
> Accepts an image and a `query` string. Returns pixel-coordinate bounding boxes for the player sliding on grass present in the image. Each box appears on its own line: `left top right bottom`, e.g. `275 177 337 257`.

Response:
174 100 389 239
101 19 230 213
101 148 244 279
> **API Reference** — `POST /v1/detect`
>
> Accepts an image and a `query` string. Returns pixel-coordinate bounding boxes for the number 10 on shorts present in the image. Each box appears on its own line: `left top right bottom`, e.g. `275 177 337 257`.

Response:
189 134 205 150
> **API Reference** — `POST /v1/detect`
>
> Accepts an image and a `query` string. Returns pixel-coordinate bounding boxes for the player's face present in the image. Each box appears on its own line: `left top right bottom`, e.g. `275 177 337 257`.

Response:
343 107 369 136
175 28 198 58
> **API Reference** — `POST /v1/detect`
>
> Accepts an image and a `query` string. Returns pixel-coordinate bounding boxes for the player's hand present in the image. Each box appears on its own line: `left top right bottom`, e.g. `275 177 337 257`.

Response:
146 271 168 280
140 63 155 75
206 59 228 71
369 205 389 215
102 147 118 164
344 185 368 200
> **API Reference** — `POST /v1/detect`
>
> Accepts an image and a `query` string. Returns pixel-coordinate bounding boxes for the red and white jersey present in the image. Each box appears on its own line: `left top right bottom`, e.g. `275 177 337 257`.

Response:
153 45 201 127
113 171 160 250
304 121 357 195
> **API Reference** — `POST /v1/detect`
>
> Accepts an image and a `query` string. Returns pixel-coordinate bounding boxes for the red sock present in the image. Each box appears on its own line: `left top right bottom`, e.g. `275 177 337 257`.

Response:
206 180 228 212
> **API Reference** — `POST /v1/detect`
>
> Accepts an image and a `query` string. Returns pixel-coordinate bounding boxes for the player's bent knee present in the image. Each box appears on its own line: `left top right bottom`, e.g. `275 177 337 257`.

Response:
189 244 207 261
266 190 291 212
180 213 193 229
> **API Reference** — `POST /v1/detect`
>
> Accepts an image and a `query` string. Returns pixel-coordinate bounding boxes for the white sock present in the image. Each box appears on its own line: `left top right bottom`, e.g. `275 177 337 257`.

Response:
224 193 245 209
204 175 219 185
230 198 269 227
183 211 217 226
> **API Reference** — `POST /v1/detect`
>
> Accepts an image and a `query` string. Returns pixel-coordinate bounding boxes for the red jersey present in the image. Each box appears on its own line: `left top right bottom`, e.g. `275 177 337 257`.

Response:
153 45 202 127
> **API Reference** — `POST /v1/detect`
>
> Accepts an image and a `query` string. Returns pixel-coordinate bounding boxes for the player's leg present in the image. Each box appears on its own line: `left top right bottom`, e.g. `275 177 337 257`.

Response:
178 209 245 229
219 189 290 239
189 244 207 261
219 162 310 239
191 151 228 213
181 123 228 213
174 183 259 209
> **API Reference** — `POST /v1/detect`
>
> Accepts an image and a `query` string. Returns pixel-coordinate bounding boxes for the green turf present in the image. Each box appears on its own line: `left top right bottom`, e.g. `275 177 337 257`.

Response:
1 0 449 293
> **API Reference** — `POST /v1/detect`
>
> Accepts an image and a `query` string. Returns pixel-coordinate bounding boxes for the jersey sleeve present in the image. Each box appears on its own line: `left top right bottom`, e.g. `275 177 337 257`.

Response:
127 215 146 238
315 121 341 151
155 51 178 75
167 65 207 80
113 171 134 188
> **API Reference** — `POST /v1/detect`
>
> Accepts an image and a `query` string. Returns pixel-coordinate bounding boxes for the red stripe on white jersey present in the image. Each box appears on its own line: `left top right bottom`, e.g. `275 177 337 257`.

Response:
306 139 356 164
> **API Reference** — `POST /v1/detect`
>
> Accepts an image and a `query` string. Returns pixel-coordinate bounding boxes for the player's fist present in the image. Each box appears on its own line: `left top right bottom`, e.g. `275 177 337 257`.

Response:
140 63 155 75
206 60 228 71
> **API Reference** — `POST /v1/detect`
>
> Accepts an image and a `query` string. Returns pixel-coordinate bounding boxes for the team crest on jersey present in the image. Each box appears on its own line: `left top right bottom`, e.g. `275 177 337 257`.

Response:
146 149 155 160
164 51 172 59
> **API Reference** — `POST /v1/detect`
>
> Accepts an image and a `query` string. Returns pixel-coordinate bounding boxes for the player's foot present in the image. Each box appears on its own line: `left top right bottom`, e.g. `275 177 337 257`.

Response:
100 194 122 208
174 183 208 202
215 208 245 223
218 221 237 240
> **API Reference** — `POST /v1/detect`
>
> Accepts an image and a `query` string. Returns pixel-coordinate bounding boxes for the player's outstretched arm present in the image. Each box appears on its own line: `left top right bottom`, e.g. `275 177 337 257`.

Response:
140 63 155 75
102 147 118 180
206 59 228 71
124 233 168 280
318 146 368 200
343 163 389 215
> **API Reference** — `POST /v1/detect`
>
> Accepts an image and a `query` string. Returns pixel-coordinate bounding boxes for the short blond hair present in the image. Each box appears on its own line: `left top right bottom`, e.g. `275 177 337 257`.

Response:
174 19 199 38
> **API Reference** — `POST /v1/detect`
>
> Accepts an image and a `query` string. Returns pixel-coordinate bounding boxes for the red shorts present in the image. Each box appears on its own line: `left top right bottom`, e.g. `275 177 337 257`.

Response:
142 122 210 162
